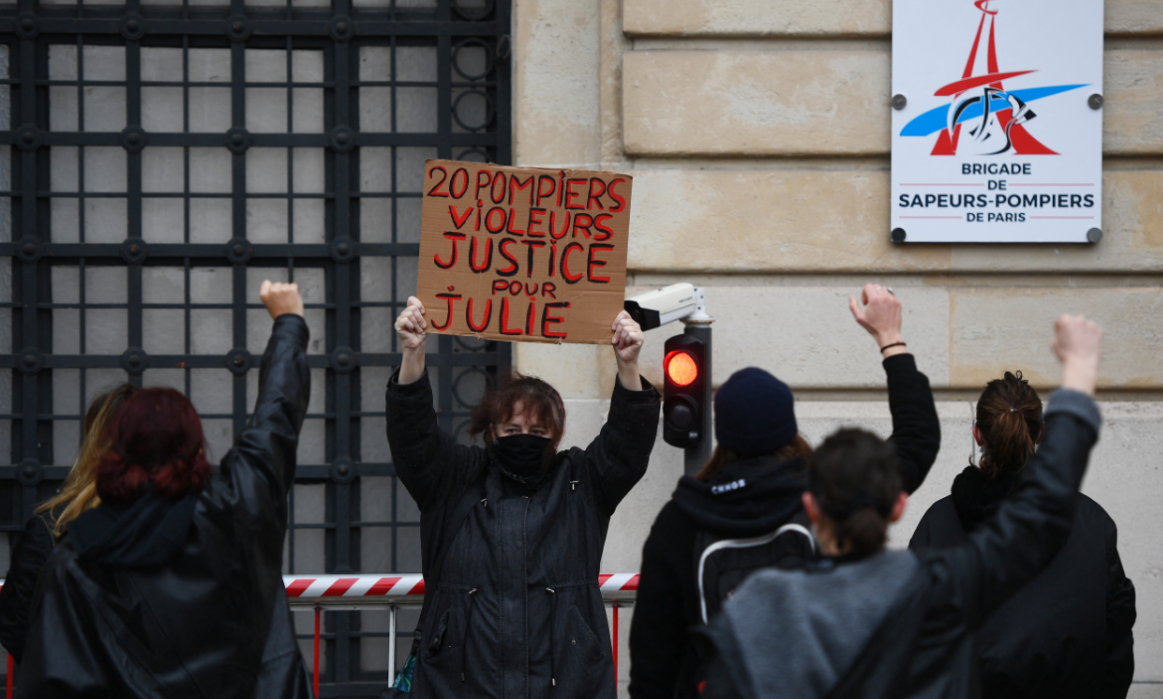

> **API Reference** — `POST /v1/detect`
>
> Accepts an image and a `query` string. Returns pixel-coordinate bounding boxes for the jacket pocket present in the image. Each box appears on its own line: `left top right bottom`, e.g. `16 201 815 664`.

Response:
420 585 481 684
423 608 452 664
553 603 607 697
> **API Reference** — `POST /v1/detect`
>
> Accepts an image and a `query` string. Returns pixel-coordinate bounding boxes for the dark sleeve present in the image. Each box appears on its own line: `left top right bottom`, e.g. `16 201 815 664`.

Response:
925 389 1101 627
908 509 935 552
883 354 941 494
0 513 55 663
220 314 311 528
385 369 484 513
1103 519 1135 699
583 376 662 515
629 504 689 699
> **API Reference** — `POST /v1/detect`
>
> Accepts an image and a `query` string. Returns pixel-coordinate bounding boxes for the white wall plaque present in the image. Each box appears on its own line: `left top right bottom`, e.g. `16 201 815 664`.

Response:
891 0 1103 243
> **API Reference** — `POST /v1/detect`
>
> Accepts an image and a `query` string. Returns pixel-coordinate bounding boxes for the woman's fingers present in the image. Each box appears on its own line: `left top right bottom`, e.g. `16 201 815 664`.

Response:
849 296 867 326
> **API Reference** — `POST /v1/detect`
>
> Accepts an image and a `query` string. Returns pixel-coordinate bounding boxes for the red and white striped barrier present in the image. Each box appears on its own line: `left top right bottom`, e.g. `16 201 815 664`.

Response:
284 573 639 603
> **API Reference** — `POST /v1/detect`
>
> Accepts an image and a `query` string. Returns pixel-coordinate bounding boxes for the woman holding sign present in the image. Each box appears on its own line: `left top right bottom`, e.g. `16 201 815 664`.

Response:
386 295 660 698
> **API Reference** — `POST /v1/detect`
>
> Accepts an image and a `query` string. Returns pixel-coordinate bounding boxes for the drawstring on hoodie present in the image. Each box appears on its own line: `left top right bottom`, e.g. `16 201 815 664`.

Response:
460 588 478 683
546 587 558 686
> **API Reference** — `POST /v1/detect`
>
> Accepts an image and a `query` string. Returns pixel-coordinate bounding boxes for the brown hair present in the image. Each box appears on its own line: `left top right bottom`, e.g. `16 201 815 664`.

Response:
694 434 813 482
38 383 140 537
807 428 901 557
470 373 565 446
975 370 1043 480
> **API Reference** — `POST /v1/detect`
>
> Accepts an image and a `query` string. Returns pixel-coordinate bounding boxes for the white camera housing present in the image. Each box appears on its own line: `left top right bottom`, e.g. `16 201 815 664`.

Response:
624 283 707 330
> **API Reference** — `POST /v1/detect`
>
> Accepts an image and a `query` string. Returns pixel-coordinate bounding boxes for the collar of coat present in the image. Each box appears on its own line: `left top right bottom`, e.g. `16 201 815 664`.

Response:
950 464 1022 531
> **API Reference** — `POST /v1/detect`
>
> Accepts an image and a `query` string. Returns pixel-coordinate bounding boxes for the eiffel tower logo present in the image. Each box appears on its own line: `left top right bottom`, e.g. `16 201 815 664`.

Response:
900 0 1087 156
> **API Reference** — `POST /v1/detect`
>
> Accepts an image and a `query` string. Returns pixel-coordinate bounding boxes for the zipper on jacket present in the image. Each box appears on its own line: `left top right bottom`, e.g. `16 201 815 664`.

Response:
546 587 557 686
461 588 479 683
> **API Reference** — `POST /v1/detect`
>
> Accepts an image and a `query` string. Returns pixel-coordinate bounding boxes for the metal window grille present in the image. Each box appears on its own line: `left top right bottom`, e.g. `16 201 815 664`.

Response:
0 0 511 693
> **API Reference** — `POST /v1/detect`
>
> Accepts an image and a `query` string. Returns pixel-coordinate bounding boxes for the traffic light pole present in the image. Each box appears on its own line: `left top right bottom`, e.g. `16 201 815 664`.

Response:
682 318 713 476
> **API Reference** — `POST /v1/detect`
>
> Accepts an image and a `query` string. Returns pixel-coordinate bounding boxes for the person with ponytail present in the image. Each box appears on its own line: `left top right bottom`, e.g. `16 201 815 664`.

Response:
910 372 1136 699
697 314 1107 699
16 281 314 699
628 284 940 699
0 383 138 664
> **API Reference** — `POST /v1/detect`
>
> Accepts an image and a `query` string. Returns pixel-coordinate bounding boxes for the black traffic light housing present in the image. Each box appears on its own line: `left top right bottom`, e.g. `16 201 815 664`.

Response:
663 333 707 448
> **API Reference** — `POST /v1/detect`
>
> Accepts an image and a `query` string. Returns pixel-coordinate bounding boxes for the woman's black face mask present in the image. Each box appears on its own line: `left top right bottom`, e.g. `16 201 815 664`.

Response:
493 433 554 482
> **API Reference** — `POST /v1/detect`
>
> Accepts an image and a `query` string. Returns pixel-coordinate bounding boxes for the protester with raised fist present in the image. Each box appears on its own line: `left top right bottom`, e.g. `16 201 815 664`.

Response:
697 315 1107 699
629 284 940 699
910 370 1135 699
385 295 660 698
17 281 313 698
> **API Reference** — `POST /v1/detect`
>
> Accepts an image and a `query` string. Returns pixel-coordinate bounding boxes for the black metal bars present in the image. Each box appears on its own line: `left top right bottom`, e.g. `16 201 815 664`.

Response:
0 0 511 694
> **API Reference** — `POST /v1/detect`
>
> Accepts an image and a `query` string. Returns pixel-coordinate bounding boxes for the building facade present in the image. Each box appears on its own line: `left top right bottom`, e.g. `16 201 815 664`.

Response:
510 0 1163 696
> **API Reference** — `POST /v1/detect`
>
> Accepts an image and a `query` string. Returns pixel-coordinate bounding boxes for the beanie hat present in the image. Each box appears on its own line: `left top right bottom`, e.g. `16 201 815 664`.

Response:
714 367 797 453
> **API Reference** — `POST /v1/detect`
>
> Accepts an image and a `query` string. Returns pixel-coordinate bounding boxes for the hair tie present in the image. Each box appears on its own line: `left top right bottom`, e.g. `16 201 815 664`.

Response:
1009 408 1017 412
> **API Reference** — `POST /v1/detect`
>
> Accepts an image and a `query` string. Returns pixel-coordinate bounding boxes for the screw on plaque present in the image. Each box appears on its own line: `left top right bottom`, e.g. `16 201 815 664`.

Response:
1087 228 1103 243
891 228 907 243
891 94 908 110
1088 94 1103 110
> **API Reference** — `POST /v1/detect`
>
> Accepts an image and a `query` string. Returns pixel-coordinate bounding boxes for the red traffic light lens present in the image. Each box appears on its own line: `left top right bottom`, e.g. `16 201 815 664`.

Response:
664 350 699 387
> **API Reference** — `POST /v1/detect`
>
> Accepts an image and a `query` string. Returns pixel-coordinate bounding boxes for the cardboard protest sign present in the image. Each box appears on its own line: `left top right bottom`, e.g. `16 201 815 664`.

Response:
417 159 632 344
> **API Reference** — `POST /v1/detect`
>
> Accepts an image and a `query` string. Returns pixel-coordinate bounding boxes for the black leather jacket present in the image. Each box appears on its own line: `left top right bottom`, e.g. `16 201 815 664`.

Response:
698 389 1102 699
0 509 57 663
16 315 313 699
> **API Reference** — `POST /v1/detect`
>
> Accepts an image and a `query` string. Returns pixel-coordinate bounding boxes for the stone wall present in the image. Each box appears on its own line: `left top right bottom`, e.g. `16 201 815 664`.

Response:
511 0 1163 695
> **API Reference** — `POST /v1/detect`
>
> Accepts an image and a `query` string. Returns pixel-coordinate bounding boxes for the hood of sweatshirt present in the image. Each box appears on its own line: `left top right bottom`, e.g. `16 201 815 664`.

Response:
68 489 198 568
672 455 807 537
950 464 1021 531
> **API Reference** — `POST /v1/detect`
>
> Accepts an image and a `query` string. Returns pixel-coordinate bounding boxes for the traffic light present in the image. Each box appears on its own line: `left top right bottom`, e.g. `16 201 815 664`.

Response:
663 333 707 448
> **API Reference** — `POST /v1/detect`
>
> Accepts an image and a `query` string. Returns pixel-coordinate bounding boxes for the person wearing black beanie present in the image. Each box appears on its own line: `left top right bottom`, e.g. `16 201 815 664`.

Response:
629 284 942 699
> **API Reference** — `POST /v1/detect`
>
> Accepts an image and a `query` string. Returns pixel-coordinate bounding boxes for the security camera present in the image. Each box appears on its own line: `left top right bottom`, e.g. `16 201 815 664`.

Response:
624 283 704 330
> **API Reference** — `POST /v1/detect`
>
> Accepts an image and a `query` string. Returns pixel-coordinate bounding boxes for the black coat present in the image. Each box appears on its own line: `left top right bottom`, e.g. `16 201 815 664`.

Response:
16 315 314 699
910 466 1135 699
697 389 1102 699
0 509 57 663
385 370 660 699
629 354 941 699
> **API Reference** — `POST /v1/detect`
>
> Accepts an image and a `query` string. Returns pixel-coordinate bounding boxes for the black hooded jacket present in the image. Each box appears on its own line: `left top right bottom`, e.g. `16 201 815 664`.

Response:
697 389 1102 699
909 465 1135 699
628 354 941 699
385 370 660 699
15 314 313 699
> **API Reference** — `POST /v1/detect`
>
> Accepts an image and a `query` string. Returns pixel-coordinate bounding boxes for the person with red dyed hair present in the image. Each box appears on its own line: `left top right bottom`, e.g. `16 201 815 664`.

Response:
16 281 313 699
